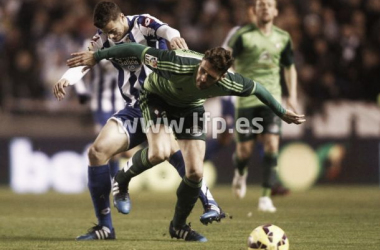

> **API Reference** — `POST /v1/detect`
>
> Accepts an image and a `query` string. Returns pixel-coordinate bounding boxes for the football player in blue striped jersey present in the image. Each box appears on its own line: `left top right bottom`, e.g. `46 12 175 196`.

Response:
74 50 123 178
53 1 224 240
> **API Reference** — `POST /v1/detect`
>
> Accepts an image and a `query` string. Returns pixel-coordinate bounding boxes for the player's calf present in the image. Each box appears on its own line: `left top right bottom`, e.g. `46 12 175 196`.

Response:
112 172 131 214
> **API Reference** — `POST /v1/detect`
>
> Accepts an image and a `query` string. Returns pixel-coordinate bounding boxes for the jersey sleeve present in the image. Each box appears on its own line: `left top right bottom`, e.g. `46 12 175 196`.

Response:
94 42 148 63
136 14 180 47
135 14 165 38
228 34 244 58
60 32 105 85
251 82 286 117
142 48 201 79
222 26 240 50
279 37 294 68
217 71 255 96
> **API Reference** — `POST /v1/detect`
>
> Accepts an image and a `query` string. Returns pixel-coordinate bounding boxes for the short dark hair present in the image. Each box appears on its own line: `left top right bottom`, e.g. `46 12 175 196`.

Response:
93 1 121 29
253 0 277 7
203 47 234 73
245 0 255 7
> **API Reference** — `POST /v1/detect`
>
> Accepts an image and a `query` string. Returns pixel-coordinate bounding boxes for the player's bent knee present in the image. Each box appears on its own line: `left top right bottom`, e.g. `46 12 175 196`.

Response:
264 143 279 154
186 170 203 182
148 151 169 165
237 148 251 160
88 144 110 164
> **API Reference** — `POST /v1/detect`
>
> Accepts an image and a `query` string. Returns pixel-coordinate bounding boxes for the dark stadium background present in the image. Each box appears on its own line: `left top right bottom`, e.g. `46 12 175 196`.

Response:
1 0 379 190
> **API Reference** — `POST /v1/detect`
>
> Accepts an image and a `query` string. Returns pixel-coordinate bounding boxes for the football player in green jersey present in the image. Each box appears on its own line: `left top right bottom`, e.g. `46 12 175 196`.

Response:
227 0 299 212
67 42 305 241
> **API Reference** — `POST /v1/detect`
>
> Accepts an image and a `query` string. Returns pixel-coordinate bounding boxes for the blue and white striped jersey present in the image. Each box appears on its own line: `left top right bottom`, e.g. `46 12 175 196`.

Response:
88 14 169 108
75 60 125 115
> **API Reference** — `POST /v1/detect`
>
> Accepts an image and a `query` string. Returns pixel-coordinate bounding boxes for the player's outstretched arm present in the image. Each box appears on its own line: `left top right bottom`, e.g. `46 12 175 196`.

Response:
281 109 305 124
169 37 188 50
67 51 97 70
53 66 90 101
67 44 149 69
53 78 70 101
253 81 305 125
284 65 298 112
156 25 188 50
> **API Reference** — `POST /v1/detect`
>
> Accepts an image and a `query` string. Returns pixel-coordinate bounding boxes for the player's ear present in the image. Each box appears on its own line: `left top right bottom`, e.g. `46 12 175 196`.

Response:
273 5 279 17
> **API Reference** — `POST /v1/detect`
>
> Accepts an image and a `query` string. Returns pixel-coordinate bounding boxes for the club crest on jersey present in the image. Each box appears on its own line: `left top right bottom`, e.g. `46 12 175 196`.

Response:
258 51 272 62
145 54 158 68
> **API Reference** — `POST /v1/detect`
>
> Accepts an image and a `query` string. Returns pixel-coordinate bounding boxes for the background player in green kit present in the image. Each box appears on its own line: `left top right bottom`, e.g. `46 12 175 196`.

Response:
227 0 299 212
67 42 305 241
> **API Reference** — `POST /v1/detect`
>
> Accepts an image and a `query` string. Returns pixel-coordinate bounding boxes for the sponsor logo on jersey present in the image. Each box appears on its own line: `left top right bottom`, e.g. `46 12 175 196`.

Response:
112 56 141 71
145 54 158 68
142 17 155 27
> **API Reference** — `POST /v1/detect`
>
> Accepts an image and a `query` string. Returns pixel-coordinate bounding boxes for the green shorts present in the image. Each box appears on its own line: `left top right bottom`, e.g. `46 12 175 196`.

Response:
139 89 206 141
235 105 281 142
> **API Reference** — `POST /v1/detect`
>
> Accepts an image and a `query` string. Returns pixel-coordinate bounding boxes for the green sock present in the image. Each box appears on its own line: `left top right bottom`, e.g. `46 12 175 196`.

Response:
172 177 202 228
262 153 278 190
115 147 153 189
233 153 249 175
262 187 272 197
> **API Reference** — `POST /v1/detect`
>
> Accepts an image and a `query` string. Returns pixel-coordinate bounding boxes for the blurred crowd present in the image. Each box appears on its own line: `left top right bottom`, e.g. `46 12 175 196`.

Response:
0 0 379 114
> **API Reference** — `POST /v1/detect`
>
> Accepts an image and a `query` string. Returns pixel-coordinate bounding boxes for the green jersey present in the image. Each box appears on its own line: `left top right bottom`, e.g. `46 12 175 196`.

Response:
228 23 294 108
94 43 286 117
142 48 255 108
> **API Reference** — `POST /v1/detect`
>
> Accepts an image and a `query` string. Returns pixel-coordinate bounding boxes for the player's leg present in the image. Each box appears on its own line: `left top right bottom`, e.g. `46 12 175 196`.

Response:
232 140 254 199
169 139 207 242
198 182 226 225
167 135 225 225
232 107 256 199
77 119 130 240
108 157 120 178
258 133 279 213
257 106 282 212
112 92 174 213
90 111 121 179
113 125 173 213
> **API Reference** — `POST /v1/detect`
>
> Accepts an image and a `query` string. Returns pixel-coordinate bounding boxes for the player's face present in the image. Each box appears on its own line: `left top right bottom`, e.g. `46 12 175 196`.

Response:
255 0 278 24
196 60 225 90
101 14 128 42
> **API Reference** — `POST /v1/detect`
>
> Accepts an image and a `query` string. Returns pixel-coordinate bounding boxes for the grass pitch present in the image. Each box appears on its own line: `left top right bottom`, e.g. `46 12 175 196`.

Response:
0 185 379 250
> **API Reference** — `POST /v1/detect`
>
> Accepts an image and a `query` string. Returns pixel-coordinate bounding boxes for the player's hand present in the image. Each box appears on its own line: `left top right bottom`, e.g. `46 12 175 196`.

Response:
53 78 70 101
281 109 305 125
67 51 96 71
170 37 188 50
285 96 298 113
